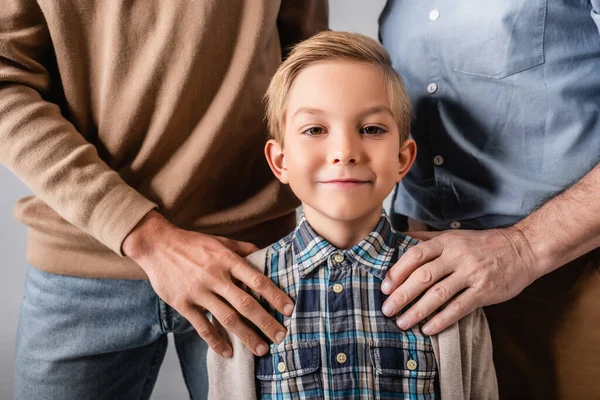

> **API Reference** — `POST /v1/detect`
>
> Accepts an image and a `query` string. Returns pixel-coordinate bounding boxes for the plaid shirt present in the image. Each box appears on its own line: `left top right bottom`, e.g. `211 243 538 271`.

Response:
256 211 438 399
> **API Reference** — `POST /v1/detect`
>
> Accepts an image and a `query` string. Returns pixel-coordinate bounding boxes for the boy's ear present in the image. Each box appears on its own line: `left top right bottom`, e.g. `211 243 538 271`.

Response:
397 138 417 183
265 139 289 184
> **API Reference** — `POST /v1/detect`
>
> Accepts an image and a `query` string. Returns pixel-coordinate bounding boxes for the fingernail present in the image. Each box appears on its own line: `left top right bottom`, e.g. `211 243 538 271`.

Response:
381 279 392 294
422 324 433 335
382 301 395 316
275 331 286 343
221 348 232 358
396 317 408 330
256 344 268 356
283 303 294 316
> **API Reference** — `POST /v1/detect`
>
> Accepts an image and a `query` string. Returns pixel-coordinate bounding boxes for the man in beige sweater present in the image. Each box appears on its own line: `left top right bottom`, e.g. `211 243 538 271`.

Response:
0 1 327 398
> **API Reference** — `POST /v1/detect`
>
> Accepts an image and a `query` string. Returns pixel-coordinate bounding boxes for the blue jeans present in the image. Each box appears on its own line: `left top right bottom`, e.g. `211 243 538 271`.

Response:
14 265 208 400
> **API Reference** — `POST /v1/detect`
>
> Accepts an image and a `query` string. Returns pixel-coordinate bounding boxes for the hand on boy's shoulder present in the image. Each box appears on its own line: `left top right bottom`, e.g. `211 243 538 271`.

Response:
122 211 295 359
381 227 537 335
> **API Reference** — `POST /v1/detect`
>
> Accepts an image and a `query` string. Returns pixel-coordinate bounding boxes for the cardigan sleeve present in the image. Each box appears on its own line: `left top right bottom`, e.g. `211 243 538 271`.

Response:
207 248 268 400
432 308 499 399
465 308 499 400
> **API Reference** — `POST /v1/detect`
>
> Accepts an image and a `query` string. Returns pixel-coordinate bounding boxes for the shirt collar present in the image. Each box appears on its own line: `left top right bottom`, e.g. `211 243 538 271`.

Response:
291 210 397 280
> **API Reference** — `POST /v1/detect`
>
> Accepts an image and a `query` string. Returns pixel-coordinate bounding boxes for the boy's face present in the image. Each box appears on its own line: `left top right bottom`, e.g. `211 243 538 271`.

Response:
265 60 415 225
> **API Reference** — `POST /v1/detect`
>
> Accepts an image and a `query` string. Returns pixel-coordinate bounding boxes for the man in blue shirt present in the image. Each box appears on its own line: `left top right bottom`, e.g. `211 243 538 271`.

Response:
379 2 600 399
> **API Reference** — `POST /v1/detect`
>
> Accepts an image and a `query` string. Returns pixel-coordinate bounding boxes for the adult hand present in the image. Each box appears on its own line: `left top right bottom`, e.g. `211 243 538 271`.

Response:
122 211 294 358
380 227 540 335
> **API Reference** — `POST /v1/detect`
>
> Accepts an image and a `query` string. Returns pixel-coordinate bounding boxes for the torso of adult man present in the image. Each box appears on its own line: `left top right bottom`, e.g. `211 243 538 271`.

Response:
0 1 327 278
380 1 600 230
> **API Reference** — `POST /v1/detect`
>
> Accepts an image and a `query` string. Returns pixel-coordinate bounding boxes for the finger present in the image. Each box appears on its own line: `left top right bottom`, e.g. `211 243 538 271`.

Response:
381 240 444 295
182 304 233 358
394 272 466 330
215 237 259 257
231 261 295 317
382 257 452 317
220 282 287 345
204 295 271 357
404 230 443 241
420 289 479 335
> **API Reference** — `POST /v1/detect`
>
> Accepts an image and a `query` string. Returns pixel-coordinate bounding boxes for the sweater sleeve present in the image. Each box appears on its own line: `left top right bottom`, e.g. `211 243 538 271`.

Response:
276 0 329 57
0 1 157 256
465 308 499 400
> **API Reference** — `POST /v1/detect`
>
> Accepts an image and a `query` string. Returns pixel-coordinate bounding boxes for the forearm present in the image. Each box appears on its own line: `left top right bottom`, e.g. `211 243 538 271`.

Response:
0 85 157 254
0 2 157 255
515 162 600 276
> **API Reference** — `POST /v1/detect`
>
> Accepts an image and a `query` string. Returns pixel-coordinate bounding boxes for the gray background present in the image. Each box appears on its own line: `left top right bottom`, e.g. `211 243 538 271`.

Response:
0 1 387 398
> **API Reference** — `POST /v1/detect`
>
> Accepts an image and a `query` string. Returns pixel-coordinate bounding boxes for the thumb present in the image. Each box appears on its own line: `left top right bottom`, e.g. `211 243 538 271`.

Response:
215 237 259 257
404 230 443 242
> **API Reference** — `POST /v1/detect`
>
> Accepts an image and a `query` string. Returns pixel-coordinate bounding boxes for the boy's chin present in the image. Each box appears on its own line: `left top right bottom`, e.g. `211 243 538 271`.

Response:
312 204 383 222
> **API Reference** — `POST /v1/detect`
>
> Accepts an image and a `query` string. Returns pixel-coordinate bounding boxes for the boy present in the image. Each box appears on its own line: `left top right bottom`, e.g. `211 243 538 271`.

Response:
207 31 498 399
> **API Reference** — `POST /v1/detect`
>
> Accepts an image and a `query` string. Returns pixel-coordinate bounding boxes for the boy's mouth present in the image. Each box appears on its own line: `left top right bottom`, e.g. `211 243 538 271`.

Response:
319 178 371 188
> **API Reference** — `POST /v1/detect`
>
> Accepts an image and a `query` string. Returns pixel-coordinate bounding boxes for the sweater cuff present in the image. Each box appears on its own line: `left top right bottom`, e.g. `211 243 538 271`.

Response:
87 182 159 257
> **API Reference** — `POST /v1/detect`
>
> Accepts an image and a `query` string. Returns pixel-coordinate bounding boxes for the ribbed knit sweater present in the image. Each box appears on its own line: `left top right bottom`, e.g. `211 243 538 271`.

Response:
0 0 328 278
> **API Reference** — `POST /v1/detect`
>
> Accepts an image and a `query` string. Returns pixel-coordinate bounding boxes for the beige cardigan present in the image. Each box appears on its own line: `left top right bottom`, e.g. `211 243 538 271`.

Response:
207 250 499 399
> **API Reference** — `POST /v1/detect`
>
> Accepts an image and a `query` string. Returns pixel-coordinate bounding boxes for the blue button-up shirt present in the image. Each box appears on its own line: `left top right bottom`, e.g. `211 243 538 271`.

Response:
256 212 438 399
380 1 600 230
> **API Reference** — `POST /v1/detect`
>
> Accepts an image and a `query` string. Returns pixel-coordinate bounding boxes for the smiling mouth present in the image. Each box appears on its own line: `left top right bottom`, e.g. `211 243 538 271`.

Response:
319 179 371 188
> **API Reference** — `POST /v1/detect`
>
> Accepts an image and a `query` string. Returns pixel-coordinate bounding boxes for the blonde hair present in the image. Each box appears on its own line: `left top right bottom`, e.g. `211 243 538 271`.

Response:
265 31 412 143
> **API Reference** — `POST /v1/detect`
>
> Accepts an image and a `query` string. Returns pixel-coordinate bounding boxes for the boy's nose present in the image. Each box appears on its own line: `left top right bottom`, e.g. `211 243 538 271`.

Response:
329 133 360 165
333 154 356 164
330 144 358 164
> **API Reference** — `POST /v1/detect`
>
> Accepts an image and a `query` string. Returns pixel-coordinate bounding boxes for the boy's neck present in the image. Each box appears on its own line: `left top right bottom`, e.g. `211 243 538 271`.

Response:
302 205 384 249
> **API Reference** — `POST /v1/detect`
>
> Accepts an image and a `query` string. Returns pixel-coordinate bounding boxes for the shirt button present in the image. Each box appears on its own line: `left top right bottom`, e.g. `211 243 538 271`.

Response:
277 362 287 373
450 221 461 229
433 155 444 166
429 9 440 21
336 353 348 364
427 82 437 94
333 253 345 264
407 359 418 370
332 283 344 294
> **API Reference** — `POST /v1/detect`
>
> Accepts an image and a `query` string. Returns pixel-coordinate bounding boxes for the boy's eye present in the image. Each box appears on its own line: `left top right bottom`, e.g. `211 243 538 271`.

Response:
303 127 324 136
360 125 386 135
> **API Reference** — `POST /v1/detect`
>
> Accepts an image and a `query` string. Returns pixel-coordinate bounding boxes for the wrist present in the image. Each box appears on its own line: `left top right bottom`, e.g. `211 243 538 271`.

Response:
512 219 556 277
122 210 174 263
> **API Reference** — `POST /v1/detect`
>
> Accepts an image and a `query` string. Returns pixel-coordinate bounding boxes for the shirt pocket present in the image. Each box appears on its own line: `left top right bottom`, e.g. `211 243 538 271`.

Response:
256 342 323 399
369 341 438 399
451 0 547 79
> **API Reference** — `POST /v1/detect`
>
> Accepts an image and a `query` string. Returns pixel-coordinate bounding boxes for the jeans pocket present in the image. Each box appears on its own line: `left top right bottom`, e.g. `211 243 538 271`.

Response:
369 341 437 399
452 0 547 79
256 342 323 399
